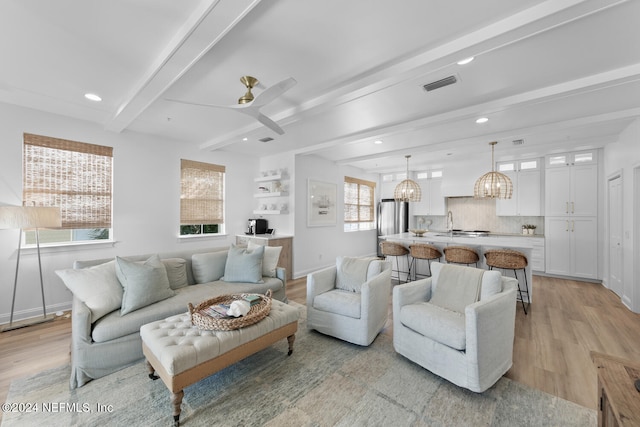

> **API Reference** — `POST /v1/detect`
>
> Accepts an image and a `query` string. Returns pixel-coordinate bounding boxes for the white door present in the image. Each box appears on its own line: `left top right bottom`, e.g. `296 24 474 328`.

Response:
608 175 623 296
518 169 542 216
571 217 598 279
572 164 598 216
545 167 571 216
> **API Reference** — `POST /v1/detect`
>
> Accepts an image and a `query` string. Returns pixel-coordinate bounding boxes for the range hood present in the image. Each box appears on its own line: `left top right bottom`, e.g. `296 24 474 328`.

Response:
441 160 486 197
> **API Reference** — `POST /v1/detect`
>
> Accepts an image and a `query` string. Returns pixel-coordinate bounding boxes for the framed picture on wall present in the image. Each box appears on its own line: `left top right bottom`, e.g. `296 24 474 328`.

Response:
307 179 337 227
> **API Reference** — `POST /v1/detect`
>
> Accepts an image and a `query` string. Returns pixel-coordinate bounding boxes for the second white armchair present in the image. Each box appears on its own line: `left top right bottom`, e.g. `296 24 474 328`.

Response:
307 256 391 346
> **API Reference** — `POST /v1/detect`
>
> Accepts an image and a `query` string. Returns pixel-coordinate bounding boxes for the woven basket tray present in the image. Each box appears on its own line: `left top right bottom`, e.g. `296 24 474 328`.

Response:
188 289 272 331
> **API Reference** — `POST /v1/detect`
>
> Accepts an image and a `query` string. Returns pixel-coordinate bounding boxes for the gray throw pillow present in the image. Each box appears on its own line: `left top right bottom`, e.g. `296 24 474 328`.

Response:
161 258 189 289
335 256 374 293
192 251 228 283
116 254 175 315
222 244 264 283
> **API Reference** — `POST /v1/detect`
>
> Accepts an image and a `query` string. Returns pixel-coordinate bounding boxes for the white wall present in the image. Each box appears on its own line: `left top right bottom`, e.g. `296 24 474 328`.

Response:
0 103 257 324
604 117 640 312
293 154 378 278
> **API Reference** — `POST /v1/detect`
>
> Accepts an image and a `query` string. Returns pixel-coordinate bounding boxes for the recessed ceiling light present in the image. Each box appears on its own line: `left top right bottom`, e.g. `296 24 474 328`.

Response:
457 57 474 65
242 137 248 141
475 117 489 124
374 140 383 144
84 93 102 102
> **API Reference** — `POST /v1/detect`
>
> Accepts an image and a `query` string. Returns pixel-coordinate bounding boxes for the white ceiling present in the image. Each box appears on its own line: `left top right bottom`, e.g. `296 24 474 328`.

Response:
1 0 639 173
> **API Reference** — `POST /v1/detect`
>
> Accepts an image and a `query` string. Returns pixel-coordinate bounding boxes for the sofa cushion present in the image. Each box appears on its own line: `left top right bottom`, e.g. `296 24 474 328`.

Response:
335 256 374 293
162 258 189 290
222 244 264 283
192 251 227 283
313 289 361 319
116 255 175 315
56 260 122 323
400 302 466 350
247 241 282 278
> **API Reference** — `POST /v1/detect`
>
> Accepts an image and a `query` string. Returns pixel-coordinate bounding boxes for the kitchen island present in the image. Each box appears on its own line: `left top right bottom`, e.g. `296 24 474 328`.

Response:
381 231 539 303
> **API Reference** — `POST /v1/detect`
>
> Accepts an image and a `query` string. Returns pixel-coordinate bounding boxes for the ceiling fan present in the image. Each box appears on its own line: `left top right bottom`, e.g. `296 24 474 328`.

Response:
166 76 297 135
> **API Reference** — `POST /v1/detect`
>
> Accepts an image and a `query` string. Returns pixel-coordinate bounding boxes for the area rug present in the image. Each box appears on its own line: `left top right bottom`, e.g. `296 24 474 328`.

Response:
3 302 595 426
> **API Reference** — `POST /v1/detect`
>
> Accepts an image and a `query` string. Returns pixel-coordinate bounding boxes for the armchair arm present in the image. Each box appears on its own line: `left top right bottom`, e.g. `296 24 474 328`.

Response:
306 265 337 307
465 286 517 366
275 267 287 288
360 266 391 322
392 278 432 320
71 296 93 345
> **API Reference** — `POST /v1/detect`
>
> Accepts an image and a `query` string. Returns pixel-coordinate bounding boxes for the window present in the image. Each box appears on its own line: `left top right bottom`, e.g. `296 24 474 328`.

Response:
180 159 225 236
344 176 376 231
22 133 113 244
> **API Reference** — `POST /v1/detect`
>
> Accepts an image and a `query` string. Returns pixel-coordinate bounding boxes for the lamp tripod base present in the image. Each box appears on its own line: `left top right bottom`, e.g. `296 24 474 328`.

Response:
2 313 55 332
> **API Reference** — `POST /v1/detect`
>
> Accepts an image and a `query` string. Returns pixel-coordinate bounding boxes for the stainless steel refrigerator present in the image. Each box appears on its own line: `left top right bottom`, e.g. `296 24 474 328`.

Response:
377 198 408 256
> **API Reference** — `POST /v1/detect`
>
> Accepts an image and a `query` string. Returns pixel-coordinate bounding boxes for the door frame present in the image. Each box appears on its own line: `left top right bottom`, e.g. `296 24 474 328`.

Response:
607 171 623 297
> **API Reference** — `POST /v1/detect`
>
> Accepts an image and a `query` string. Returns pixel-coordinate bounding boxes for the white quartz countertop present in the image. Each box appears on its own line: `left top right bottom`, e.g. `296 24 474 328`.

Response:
381 231 542 249
237 233 293 240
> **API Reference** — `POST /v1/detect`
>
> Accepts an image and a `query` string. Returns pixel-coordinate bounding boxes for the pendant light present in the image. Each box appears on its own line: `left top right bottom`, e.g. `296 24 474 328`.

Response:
394 155 421 202
473 141 513 199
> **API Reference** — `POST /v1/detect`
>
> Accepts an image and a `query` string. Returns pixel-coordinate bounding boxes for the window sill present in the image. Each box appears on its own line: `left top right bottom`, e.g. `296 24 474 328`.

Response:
20 240 117 254
177 233 228 242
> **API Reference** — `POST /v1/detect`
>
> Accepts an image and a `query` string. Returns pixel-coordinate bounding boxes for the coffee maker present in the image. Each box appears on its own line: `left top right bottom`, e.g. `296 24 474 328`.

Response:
247 218 268 235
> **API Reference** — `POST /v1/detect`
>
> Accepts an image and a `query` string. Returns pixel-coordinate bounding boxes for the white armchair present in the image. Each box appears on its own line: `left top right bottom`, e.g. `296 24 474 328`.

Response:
307 257 391 346
393 262 517 392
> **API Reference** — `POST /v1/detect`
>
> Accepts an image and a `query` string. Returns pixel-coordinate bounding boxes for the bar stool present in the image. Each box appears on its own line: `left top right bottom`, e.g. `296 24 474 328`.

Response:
484 249 530 315
443 246 479 267
409 243 442 279
379 241 410 284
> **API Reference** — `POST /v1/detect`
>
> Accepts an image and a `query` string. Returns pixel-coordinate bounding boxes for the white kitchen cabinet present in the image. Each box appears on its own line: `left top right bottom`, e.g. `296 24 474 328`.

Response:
545 216 597 279
412 173 445 216
545 151 598 216
496 159 541 216
530 237 545 272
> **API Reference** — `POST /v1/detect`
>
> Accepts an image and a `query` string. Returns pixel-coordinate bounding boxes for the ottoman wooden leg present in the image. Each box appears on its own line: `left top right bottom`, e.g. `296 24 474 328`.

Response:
171 390 184 426
146 359 159 380
287 334 296 356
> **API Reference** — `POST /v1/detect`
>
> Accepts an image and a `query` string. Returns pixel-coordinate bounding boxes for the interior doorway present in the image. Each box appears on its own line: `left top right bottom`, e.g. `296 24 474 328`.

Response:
608 174 623 297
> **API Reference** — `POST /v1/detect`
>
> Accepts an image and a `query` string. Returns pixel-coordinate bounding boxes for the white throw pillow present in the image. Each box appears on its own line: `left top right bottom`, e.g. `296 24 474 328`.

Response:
247 241 282 277
56 260 122 323
116 255 175 315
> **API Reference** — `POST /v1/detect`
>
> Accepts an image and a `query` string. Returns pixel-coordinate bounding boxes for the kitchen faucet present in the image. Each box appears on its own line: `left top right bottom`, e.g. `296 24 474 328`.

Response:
446 210 454 232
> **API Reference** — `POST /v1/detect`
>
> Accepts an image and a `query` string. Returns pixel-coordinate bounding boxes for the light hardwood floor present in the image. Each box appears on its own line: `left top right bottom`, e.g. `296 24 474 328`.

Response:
2 275 640 417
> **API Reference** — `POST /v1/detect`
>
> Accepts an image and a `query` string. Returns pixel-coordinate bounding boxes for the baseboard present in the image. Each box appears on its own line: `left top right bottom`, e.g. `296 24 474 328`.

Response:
0 301 71 326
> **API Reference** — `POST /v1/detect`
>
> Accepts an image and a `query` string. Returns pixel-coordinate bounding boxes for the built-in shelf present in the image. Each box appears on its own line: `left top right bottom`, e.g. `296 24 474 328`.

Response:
254 191 288 198
253 210 289 215
255 174 283 182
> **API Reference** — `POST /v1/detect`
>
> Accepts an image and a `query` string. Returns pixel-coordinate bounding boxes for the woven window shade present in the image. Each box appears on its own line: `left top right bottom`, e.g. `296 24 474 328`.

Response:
23 133 113 229
180 159 225 225
344 176 375 223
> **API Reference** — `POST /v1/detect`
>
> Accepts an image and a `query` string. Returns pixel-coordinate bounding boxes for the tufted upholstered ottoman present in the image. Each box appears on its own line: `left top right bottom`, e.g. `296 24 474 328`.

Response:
140 299 299 426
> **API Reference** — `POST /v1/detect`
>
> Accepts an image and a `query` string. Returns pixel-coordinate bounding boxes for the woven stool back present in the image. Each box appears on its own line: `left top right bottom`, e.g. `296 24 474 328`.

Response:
484 249 527 269
380 241 409 256
409 243 442 260
443 246 479 264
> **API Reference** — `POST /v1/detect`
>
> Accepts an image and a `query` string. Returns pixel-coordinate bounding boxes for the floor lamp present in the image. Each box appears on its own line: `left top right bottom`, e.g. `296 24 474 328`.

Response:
0 206 62 332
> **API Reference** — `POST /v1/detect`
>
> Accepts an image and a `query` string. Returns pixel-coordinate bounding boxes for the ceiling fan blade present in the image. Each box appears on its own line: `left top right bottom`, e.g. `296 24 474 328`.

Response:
239 107 285 135
164 98 231 109
250 77 297 108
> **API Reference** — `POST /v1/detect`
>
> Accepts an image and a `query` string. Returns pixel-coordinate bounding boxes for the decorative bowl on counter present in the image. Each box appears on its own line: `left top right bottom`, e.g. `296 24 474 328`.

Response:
409 229 428 237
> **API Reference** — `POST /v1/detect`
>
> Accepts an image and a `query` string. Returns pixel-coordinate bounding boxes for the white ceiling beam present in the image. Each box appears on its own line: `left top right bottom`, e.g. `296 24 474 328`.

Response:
200 0 626 150
104 0 262 133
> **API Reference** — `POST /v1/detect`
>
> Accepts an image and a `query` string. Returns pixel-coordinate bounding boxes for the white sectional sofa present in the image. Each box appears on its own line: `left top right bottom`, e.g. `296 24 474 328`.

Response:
57 245 287 389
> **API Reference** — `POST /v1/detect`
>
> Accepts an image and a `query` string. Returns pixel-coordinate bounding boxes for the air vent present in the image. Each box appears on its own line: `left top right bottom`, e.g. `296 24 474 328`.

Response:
259 137 274 143
423 75 457 92
512 139 525 145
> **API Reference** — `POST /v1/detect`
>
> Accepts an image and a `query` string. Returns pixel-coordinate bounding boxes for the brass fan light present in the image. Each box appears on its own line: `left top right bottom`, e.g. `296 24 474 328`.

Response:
394 155 422 202
474 141 513 199
238 76 259 104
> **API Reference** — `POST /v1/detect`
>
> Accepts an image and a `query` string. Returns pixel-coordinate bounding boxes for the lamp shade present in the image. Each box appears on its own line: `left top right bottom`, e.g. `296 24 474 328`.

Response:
0 206 62 230
473 171 513 199
394 154 422 202
473 141 513 199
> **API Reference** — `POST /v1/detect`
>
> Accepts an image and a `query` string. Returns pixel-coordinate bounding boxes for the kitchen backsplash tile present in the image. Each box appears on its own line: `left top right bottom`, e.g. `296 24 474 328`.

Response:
414 197 544 235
